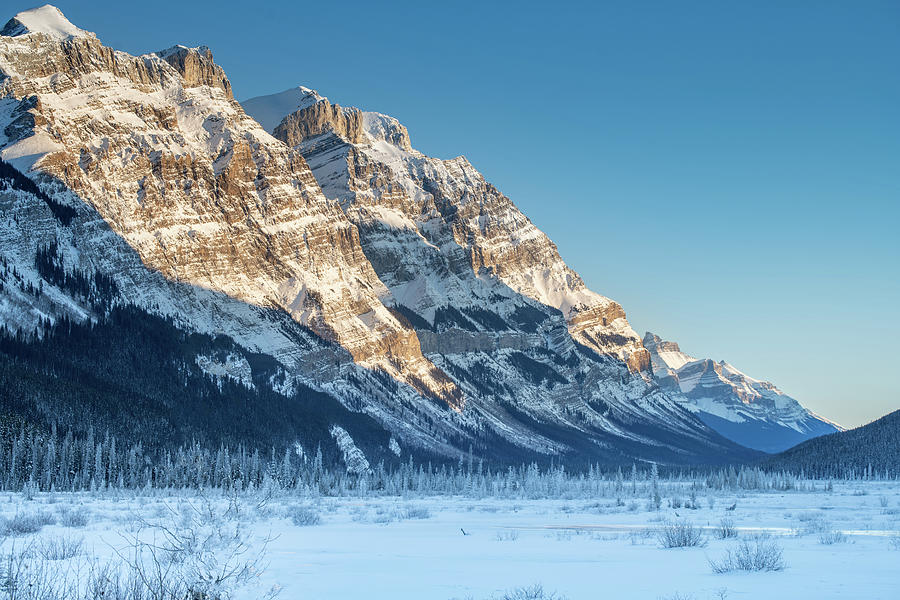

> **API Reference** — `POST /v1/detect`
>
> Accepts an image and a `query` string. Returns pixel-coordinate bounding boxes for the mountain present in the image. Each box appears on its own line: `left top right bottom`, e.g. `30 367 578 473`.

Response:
762 410 900 477
0 6 758 467
643 332 841 452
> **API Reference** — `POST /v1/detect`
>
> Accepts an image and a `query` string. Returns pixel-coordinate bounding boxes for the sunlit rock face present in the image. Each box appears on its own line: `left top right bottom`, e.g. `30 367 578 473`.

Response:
0 6 754 464
252 86 648 371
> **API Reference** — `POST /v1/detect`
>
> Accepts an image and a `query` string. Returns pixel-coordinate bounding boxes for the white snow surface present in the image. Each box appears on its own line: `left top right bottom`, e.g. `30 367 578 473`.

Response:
1 5 94 40
2 482 898 599
240 86 325 132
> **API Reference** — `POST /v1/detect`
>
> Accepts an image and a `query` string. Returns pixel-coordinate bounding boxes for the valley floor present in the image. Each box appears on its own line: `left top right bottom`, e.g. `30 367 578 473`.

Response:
1 481 898 599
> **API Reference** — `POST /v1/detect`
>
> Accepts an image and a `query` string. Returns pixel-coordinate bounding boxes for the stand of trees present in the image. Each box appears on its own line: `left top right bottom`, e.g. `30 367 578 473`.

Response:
3 421 883 497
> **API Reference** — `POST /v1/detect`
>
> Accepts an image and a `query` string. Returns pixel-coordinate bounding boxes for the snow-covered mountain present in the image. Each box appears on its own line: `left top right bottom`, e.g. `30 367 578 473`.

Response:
0 5 813 467
643 333 841 452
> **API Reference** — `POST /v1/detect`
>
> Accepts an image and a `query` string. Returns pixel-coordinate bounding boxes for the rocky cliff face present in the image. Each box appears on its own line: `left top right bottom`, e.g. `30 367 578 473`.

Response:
0 6 753 466
250 86 650 372
643 332 841 452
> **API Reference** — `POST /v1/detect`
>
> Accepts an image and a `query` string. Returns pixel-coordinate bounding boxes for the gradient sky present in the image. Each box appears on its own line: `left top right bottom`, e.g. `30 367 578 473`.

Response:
25 1 900 427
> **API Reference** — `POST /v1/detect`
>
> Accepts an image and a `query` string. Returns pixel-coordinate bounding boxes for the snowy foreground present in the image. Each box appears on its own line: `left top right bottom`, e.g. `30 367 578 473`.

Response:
1 482 898 600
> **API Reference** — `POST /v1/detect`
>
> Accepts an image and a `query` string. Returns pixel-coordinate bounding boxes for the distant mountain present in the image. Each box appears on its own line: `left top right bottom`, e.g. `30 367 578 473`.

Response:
643 333 841 452
762 410 900 477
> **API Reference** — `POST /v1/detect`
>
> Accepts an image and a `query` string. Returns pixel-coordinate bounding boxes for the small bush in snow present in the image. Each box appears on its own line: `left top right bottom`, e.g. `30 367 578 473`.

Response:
657 520 705 548
715 518 738 539
0 510 56 536
404 507 431 520
496 530 520 542
710 535 786 573
818 529 848 545
57 506 90 528
792 513 831 536
889 535 900 550
289 506 322 526
37 535 84 560
498 584 565 600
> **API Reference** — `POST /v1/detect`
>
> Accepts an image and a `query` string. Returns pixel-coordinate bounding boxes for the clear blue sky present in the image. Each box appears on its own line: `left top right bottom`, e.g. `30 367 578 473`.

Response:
27 1 900 428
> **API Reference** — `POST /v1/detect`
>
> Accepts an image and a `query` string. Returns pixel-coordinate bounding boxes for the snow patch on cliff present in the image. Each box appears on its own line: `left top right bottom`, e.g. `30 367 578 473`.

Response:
329 425 371 474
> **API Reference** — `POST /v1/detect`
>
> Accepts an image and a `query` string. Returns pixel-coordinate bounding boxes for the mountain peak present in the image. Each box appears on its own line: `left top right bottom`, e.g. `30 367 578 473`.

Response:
1 5 94 41
153 44 233 99
643 331 685 356
241 86 327 132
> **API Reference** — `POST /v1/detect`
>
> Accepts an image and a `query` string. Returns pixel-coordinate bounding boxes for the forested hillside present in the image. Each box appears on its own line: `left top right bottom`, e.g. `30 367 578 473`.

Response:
0 306 405 470
762 409 900 478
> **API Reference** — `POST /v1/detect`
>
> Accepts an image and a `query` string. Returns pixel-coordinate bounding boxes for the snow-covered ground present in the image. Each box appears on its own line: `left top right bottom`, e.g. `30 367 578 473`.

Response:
1 481 898 599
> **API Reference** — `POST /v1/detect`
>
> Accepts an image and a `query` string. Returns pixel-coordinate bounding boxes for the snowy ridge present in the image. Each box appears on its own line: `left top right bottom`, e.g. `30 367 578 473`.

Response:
643 332 841 452
0 5 94 41
241 86 327 132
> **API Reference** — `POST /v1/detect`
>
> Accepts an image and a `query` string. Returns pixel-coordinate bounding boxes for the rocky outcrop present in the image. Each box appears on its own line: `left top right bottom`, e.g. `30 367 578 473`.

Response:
156 46 233 99
274 98 365 146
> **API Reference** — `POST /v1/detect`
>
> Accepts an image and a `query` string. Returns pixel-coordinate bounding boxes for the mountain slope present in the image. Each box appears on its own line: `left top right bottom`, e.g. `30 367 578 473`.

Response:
0 6 756 466
643 332 841 452
245 86 650 372
762 410 900 477
241 85 754 462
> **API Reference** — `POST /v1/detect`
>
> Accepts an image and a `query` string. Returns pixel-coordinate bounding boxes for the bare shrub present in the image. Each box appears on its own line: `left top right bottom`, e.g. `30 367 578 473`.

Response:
793 513 830 537
714 518 738 539
288 506 321 527
710 535 786 573
657 520 706 548
116 496 279 600
0 540 59 599
57 506 90 528
889 535 900 550
37 535 84 560
0 510 56 536
404 506 431 520
817 528 848 545
499 584 565 600
496 530 520 542
0 496 280 600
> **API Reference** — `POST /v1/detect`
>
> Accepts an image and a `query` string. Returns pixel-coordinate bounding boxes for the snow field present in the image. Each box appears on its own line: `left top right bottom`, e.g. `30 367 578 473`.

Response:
0 481 898 599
